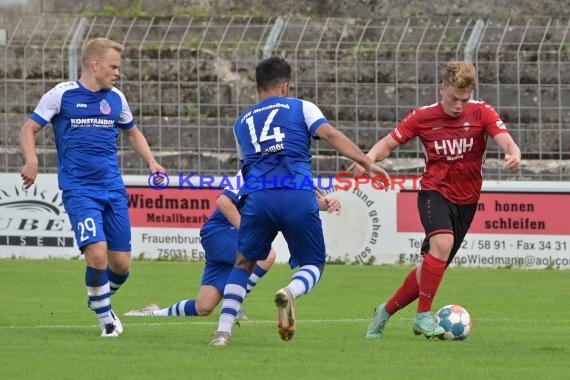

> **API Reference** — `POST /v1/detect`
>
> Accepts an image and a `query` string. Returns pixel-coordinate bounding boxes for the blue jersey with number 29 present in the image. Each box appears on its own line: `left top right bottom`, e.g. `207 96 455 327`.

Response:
233 96 328 195
30 81 135 191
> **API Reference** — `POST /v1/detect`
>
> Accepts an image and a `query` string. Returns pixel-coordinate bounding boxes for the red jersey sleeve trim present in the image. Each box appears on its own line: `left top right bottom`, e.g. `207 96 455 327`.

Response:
426 229 454 238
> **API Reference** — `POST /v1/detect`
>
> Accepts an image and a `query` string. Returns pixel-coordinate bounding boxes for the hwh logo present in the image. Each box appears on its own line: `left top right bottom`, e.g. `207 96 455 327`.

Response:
434 138 474 155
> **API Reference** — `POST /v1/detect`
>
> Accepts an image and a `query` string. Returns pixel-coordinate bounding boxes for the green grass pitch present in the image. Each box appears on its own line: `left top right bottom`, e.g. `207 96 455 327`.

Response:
1 259 569 379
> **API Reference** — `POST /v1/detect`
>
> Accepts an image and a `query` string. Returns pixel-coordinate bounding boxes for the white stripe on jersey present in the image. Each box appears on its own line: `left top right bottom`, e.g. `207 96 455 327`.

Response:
301 99 326 131
33 81 79 123
111 87 134 125
233 123 244 160
224 171 242 195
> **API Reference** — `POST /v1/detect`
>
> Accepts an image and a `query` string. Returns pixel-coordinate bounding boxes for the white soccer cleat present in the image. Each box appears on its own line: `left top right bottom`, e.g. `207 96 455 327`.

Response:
274 288 296 341
123 304 160 316
100 323 119 338
110 310 123 334
236 307 249 321
209 331 231 347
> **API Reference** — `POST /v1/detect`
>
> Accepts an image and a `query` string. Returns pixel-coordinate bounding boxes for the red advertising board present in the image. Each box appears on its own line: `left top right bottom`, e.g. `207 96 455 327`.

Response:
397 191 570 235
127 186 221 228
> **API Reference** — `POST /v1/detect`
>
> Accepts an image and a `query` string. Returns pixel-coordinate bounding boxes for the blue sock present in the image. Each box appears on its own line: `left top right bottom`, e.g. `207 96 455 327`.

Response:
246 264 268 294
85 266 112 325
160 300 198 316
106 267 129 295
288 265 322 298
216 267 250 334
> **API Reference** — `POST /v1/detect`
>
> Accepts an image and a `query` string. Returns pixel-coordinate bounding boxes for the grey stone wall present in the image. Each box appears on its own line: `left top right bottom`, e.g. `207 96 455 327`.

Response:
2 0 569 17
1 2 569 178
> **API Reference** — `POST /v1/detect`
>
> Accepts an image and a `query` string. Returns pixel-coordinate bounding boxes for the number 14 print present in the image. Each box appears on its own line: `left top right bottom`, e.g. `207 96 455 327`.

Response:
245 109 285 152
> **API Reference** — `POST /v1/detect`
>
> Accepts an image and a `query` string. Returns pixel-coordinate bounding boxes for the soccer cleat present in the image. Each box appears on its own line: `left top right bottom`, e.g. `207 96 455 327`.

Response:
123 304 160 316
365 303 391 339
101 323 119 338
110 310 123 334
274 288 296 341
209 331 231 347
234 307 249 327
413 312 446 338
236 307 249 321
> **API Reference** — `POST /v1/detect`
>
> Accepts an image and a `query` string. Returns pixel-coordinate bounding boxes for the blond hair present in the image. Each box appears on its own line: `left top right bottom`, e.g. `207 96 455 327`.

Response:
442 61 476 90
81 38 123 70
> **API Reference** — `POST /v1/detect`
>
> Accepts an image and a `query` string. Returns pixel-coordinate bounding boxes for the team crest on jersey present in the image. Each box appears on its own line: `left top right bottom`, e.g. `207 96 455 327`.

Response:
463 121 470 131
99 99 111 115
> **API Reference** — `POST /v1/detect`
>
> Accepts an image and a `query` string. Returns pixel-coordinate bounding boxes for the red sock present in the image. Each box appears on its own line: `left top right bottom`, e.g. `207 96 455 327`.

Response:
385 268 419 315
417 253 447 313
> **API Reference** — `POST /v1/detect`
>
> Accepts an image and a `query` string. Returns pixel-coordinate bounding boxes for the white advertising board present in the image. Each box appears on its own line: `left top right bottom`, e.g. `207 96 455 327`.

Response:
1 173 569 268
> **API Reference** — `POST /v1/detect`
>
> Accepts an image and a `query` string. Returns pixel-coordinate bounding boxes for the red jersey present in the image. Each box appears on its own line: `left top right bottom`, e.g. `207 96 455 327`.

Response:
391 100 509 204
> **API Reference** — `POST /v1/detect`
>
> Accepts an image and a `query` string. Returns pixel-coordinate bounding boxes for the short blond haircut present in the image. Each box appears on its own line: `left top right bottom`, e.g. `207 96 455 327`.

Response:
81 38 123 70
442 61 476 90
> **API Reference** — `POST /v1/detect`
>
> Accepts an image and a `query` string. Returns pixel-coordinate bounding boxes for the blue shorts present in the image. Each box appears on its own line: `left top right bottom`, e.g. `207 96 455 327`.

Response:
238 189 325 268
200 228 238 292
62 189 131 252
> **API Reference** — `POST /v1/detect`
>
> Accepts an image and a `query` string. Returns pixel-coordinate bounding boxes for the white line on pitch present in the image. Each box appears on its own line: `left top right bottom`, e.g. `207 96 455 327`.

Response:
4 316 564 330
2 318 370 330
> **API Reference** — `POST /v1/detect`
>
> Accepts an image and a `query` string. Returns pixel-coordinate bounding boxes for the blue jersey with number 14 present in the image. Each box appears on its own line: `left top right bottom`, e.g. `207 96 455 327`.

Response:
233 96 328 195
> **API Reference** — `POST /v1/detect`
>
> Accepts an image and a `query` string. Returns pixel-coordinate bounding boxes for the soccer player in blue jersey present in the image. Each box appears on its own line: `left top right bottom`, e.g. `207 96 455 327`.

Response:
209 56 389 346
124 173 341 319
19 38 165 337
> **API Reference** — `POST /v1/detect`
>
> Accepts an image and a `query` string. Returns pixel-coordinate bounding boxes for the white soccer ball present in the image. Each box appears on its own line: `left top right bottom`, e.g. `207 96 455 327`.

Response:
434 304 472 340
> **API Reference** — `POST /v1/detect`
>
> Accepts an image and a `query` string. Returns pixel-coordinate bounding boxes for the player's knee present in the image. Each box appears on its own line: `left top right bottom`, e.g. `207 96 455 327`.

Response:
107 261 130 275
196 305 215 316
430 234 454 255
264 248 277 266
236 252 256 271
107 251 131 274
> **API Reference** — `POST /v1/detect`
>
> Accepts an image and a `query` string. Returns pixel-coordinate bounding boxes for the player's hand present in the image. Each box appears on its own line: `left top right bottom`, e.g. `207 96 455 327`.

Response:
148 163 166 186
504 154 521 171
366 163 390 182
348 161 390 192
324 197 342 215
149 162 165 174
149 163 166 182
21 162 38 190
348 162 366 176
363 162 391 192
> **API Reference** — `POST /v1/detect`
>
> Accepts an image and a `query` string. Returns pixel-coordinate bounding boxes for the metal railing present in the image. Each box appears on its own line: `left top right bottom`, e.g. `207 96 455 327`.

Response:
1 16 569 179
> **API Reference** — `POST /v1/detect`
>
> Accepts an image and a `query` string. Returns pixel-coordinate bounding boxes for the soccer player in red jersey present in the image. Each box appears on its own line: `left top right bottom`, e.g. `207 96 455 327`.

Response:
353 61 521 338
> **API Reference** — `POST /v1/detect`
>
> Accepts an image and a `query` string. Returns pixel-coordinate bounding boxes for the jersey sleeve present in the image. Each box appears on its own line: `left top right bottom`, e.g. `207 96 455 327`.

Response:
301 100 328 138
221 171 241 203
113 88 135 129
481 102 509 137
390 109 419 144
233 119 244 160
30 85 63 127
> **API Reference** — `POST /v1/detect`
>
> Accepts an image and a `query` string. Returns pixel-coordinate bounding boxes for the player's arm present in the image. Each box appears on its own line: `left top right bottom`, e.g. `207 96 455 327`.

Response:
19 119 42 189
493 133 521 171
124 125 165 174
316 123 389 179
217 194 241 229
349 134 401 176
367 134 401 163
